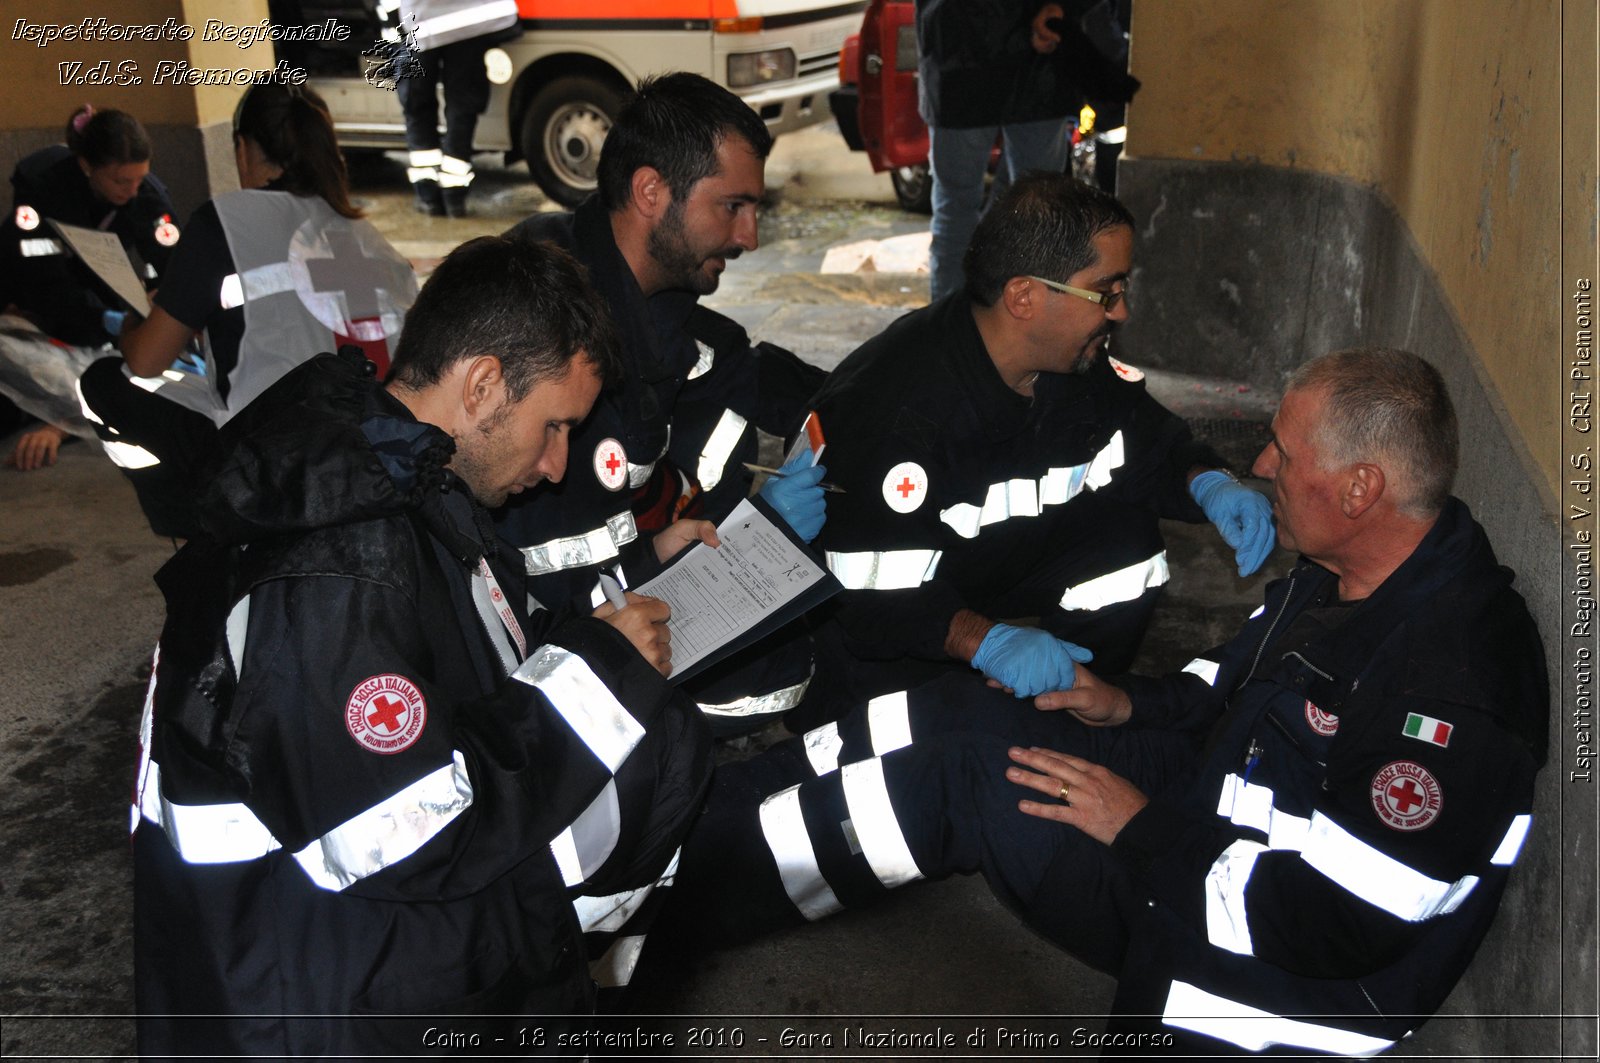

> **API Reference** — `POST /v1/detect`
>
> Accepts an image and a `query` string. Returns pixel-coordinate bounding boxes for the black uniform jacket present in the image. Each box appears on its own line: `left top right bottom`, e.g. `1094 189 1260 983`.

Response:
1107 498 1547 1050
2 144 176 345
132 350 712 1057
808 293 1218 661
497 197 821 608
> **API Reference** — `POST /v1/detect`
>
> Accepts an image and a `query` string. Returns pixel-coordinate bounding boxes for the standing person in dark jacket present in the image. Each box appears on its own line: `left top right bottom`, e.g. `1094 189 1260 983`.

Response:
659 347 1547 1055
501 73 828 733
133 236 713 1058
790 173 1272 728
0 105 178 470
917 0 1092 300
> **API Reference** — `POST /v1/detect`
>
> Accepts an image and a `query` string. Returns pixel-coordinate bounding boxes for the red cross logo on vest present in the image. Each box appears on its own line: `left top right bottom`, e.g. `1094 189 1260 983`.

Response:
882 461 929 514
15 204 40 231
346 673 428 754
301 224 413 378
1369 760 1442 831
594 437 628 491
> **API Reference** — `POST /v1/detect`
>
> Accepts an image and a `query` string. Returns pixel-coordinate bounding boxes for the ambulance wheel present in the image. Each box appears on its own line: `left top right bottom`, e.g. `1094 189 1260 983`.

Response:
890 163 932 214
522 75 627 207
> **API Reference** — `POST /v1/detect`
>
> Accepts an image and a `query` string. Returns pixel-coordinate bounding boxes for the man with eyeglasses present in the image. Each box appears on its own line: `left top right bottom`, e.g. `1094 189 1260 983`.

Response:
786 173 1273 727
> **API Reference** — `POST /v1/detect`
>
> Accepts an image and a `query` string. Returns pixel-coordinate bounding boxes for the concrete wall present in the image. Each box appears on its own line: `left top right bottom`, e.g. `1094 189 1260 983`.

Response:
1116 0 1596 1057
0 0 275 218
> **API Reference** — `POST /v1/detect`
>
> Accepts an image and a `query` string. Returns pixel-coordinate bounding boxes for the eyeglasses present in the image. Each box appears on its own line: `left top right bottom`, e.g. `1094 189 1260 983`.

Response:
1027 275 1129 311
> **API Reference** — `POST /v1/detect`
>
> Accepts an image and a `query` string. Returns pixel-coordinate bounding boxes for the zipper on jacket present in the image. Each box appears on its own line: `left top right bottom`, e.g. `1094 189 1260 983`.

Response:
1237 574 1297 693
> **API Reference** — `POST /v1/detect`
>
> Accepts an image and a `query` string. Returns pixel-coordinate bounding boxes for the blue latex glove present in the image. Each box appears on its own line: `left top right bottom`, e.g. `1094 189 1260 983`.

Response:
971 623 1095 698
101 309 126 337
758 446 827 543
1190 470 1276 576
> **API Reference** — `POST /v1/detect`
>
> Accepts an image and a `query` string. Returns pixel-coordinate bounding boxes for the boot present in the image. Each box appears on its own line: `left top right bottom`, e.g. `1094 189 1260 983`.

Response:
412 179 445 216
442 187 470 218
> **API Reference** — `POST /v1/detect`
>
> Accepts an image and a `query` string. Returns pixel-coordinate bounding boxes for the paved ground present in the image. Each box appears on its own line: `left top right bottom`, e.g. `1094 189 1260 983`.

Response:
0 124 1292 1059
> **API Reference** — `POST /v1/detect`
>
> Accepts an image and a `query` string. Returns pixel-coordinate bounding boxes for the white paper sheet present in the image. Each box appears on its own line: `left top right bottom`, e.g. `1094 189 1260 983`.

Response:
48 220 151 315
633 499 831 679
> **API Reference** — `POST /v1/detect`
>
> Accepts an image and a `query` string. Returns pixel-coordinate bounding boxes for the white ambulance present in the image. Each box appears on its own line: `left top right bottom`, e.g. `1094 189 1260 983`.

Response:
278 0 863 205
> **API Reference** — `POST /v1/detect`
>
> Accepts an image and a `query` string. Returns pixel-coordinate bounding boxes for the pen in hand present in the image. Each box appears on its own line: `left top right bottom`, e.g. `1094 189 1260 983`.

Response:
598 568 629 611
742 462 847 493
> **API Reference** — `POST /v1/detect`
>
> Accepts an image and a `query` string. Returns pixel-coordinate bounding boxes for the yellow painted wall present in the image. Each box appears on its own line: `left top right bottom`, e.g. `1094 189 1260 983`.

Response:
0 0 275 130
1127 0 1588 495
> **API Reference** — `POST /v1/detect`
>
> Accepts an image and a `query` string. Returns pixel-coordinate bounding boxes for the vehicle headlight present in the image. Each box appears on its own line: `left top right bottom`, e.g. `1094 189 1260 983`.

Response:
728 49 796 87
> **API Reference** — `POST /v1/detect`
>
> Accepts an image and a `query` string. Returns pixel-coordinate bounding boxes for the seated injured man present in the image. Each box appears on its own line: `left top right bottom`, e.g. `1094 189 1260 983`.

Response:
653 346 1548 1056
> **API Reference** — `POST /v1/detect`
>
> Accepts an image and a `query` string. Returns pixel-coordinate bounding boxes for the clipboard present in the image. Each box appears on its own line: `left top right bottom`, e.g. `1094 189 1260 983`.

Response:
47 219 152 315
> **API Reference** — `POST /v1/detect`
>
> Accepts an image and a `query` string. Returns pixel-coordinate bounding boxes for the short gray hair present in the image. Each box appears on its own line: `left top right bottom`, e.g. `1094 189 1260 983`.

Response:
1288 347 1457 518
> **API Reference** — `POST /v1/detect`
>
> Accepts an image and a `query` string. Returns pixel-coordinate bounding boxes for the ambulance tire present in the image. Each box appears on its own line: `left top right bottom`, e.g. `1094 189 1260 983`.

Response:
521 74 628 207
890 163 932 214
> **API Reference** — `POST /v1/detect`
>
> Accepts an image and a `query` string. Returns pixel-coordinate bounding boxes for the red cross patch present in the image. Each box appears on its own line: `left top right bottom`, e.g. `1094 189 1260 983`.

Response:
345 673 427 754
593 437 628 491
154 215 180 247
1370 760 1442 831
882 461 928 514
1108 356 1145 382
14 205 39 231
1304 699 1339 737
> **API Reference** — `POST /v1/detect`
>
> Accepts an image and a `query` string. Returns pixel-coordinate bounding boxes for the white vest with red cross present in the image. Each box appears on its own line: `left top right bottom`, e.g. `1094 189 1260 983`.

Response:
210 190 417 424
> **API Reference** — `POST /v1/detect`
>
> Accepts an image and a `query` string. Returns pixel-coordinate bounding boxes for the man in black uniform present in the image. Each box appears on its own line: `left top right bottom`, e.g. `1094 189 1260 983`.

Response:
133 236 711 1057
662 347 1547 1055
793 173 1274 727
500 73 826 728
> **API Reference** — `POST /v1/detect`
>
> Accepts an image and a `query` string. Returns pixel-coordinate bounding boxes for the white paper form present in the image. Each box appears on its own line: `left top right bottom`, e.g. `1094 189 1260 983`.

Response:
48 220 151 315
633 498 830 679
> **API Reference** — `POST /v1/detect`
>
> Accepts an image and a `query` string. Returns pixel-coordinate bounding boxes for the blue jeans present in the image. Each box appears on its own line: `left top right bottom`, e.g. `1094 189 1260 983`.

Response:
928 117 1072 302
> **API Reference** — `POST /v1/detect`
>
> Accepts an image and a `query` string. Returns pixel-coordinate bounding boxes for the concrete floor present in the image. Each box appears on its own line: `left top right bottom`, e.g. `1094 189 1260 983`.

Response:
1 124 1305 1058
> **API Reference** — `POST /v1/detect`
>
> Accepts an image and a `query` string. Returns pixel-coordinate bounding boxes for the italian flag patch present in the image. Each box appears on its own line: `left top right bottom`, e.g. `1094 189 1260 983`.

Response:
1403 712 1453 748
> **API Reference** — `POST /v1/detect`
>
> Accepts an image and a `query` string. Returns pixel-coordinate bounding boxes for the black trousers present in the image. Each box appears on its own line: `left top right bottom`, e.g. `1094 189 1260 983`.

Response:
397 39 492 161
78 357 217 538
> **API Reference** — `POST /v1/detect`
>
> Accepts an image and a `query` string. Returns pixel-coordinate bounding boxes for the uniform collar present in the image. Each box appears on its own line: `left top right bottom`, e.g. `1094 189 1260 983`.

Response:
935 294 1031 440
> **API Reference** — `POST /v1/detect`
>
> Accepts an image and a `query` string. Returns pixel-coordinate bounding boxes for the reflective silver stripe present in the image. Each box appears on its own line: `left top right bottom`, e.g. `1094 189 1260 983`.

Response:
140 760 283 864
938 432 1125 538
866 690 912 757
697 675 810 718
77 378 162 470
573 849 679 933
803 721 844 775
410 0 518 44
687 339 715 380
19 238 64 257
1215 773 1309 849
225 595 250 677
1248 604 1266 619
292 753 474 890
1084 430 1125 489
1217 773 1482 923
520 510 638 575
127 368 191 394
759 783 843 920
695 408 748 490
131 645 160 834
239 261 297 302
515 645 644 772
1057 551 1169 612
826 549 941 590
1300 811 1480 921
1183 657 1221 686
219 272 244 309
548 779 621 887
406 148 442 184
627 458 658 489
840 759 922 888
590 934 648 988
1204 840 1267 955
438 155 474 188
1491 814 1532 865
1161 979 1397 1055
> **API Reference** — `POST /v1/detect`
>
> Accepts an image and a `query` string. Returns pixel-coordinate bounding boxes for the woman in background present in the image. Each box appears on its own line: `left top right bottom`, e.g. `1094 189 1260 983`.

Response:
0 106 178 471
82 82 417 536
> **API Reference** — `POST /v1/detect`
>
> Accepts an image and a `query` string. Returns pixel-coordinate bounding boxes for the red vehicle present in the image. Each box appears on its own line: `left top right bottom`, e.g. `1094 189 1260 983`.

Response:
828 0 1127 213
828 0 931 211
